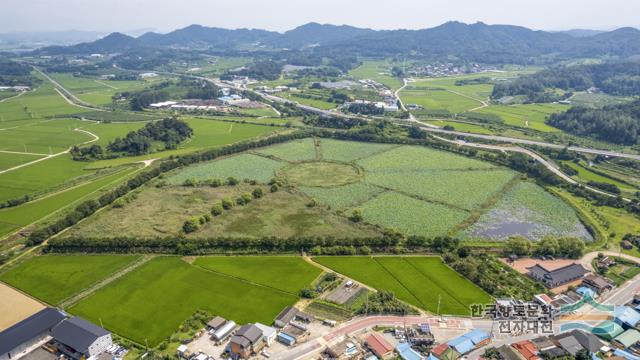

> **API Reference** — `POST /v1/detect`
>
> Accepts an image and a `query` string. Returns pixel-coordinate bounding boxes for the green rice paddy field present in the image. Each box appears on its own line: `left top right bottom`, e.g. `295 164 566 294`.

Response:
0 255 140 304
314 256 492 315
6 255 319 345
349 60 404 90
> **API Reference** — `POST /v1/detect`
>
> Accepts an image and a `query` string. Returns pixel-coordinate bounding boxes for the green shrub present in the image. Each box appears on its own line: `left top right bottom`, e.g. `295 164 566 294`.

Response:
252 188 264 199
221 198 234 210
211 204 223 216
182 218 200 233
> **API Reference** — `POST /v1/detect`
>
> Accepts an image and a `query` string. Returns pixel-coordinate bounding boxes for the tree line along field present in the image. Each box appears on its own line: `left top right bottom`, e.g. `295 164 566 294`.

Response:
0 255 321 346
314 256 492 315
63 138 590 241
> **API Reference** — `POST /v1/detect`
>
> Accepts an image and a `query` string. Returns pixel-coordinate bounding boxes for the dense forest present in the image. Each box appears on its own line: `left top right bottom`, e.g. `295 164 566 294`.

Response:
0 59 39 86
492 62 640 102
547 99 640 145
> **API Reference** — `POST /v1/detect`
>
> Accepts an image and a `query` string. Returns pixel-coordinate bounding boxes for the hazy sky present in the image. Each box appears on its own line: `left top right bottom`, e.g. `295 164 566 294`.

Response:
2 0 639 34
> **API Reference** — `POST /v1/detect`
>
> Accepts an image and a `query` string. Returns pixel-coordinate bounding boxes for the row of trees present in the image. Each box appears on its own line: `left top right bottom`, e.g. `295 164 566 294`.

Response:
503 236 586 259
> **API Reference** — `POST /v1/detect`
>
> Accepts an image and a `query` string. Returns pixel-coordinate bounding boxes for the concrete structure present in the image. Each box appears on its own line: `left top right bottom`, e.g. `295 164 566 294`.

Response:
51 316 112 359
0 308 66 360
526 263 588 288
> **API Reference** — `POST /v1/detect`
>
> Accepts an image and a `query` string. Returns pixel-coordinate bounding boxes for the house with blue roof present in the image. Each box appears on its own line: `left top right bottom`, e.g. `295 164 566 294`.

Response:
448 336 475 354
446 329 492 355
396 343 426 360
615 306 640 329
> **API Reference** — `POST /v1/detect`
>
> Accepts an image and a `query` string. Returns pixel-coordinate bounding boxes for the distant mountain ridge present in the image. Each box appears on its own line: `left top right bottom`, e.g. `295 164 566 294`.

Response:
34 21 640 61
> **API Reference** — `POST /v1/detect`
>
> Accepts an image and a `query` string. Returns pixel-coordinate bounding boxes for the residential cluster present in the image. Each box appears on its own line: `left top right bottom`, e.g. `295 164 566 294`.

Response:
1 308 118 360
407 63 496 77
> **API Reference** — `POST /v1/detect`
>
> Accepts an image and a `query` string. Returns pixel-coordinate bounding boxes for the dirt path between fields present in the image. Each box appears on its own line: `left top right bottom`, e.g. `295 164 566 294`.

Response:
59 255 155 308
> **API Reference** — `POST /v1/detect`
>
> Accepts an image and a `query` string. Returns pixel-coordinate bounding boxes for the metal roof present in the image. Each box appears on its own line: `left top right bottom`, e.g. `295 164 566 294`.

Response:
51 316 110 354
615 329 640 348
464 329 490 345
0 308 66 355
448 336 475 354
396 343 425 360
616 307 640 327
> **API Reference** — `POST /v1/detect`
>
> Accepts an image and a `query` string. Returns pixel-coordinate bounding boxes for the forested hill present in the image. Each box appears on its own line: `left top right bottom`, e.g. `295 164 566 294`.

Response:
547 99 640 145
492 62 640 102
34 22 640 63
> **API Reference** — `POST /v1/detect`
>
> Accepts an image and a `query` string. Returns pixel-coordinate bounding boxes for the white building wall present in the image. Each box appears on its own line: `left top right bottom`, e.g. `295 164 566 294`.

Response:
87 334 113 358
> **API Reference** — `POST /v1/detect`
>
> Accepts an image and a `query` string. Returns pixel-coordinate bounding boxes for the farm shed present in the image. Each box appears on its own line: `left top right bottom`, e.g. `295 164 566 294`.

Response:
212 320 236 342
254 323 277 346
275 306 299 328
593 320 625 341
51 316 112 359
365 332 394 359
0 308 66 360
207 316 227 331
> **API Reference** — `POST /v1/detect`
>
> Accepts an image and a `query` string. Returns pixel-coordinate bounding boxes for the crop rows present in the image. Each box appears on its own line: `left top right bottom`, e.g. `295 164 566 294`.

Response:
167 153 284 184
319 139 396 162
299 182 384 209
354 191 469 237
364 169 516 211
255 138 317 162
357 146 496 171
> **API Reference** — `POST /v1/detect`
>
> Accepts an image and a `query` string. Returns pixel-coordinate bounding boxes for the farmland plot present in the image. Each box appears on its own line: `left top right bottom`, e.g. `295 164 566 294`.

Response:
357 146 496 172
319 139 397 162
355 191 469 237
0 255 140 305
314 256 492 315
167 153 284 184
255 138 317 162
